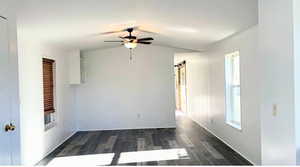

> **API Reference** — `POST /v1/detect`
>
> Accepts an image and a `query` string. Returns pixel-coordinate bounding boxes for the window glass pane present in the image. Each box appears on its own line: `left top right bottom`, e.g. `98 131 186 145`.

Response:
44 114 51 125
225 51 241 129
232 55 240 85
232 86 241 123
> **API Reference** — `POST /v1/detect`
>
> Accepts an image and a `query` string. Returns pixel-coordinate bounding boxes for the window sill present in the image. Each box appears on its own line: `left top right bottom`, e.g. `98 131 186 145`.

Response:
45 121 56 131
44 109 55 115
226 121 242 131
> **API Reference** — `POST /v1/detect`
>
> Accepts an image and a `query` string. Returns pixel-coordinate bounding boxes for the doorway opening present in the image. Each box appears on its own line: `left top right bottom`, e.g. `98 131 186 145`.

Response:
174 61 187 116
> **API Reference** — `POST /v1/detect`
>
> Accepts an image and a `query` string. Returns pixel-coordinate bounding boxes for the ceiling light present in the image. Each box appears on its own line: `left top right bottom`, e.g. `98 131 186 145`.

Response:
124 42 137 49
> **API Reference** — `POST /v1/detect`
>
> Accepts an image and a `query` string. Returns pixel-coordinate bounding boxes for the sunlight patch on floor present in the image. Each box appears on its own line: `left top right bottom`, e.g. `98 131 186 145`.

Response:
47 153 115 166
118 148 189 164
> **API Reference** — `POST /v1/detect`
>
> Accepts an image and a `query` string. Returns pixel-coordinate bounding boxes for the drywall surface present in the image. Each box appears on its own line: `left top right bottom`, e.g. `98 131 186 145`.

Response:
17 39 76 165
174 52 210 127
204 26 261 164
259 0 296 165
294 0 300 164
68 49 81 84
75 45 181 130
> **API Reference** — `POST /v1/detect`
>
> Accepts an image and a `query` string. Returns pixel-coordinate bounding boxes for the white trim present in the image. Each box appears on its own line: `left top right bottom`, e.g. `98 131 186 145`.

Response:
78 126 177 132
188 116 256 165
226 120 242 131
224 51 242 130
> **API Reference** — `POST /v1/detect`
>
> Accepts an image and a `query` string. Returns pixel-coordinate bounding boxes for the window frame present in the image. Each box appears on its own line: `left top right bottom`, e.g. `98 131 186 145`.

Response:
42 58 57 130
224 51 242 130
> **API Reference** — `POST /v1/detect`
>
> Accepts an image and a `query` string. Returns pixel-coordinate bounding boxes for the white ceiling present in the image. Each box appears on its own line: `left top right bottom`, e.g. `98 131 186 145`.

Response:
16 0 258 51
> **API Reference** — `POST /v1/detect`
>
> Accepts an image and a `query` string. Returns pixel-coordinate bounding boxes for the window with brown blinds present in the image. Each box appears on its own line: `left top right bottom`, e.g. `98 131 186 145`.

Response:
43 58 55 115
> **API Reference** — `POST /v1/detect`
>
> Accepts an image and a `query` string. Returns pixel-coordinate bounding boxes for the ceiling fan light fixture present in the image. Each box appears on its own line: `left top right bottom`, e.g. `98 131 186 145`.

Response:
124 42 137 49
103 27 154 50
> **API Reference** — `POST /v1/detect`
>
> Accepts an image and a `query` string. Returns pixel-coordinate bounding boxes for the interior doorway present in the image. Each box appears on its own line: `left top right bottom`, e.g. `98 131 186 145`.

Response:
175 61 187 115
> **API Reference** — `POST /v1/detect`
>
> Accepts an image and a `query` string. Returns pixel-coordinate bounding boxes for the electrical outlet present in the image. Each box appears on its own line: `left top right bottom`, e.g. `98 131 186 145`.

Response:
272 104 278 117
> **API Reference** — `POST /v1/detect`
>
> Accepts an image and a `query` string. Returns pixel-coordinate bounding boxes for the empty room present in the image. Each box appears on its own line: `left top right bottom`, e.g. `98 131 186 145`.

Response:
1 0 300 166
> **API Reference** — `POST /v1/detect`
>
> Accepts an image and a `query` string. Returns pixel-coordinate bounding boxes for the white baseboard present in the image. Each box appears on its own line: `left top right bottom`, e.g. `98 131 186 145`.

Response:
78 125 177 132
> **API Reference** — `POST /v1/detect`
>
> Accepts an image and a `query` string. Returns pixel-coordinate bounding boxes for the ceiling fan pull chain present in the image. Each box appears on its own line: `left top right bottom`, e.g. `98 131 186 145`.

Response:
130 48 133 61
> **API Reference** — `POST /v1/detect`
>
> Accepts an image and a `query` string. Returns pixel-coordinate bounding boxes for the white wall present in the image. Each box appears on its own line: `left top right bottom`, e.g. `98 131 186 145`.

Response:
17 39 76 165
0 1 21 165
172 27 261 165
294 0 300 164
194 26 261 165
75 45 183 130
174 53 210 126
258 0 296 165
68 49 81 85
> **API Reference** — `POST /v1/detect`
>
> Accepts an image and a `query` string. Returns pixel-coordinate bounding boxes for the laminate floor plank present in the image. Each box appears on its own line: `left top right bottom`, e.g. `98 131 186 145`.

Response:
201 141 225 159
38 115 252 166
179 134 194 147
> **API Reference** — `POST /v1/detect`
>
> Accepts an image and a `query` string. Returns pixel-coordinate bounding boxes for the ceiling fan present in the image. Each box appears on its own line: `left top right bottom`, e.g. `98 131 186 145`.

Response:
103 27 154 49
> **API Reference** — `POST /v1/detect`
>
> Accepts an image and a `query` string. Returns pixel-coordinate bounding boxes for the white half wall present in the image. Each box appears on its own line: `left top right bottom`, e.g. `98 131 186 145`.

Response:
17 39 76 165
188 26 260 164
75 45 184 131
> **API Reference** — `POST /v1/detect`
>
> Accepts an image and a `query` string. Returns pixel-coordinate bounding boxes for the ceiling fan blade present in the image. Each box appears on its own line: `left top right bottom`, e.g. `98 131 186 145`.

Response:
100 30 125 35
120 36 137 40
137 37 154 41
95 26 157 36
102 26 139 34
104 40 123 42
137 41 152 44
136 28 157 34
128 26 157 34
100 26 135 35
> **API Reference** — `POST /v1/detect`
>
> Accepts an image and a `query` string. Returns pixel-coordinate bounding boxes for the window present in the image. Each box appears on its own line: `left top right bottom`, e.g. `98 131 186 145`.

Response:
225 51 241 130
43 58 56 128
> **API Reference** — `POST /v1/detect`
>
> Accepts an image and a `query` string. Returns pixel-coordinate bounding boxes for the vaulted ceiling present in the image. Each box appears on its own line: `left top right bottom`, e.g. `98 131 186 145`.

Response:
16 0 258 51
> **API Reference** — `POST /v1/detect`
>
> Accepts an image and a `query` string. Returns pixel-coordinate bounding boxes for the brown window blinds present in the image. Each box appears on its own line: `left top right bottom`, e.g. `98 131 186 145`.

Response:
43 58 55 114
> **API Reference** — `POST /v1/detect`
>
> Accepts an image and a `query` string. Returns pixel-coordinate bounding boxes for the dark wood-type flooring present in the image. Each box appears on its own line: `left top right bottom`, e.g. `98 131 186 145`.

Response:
38 115 251 166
